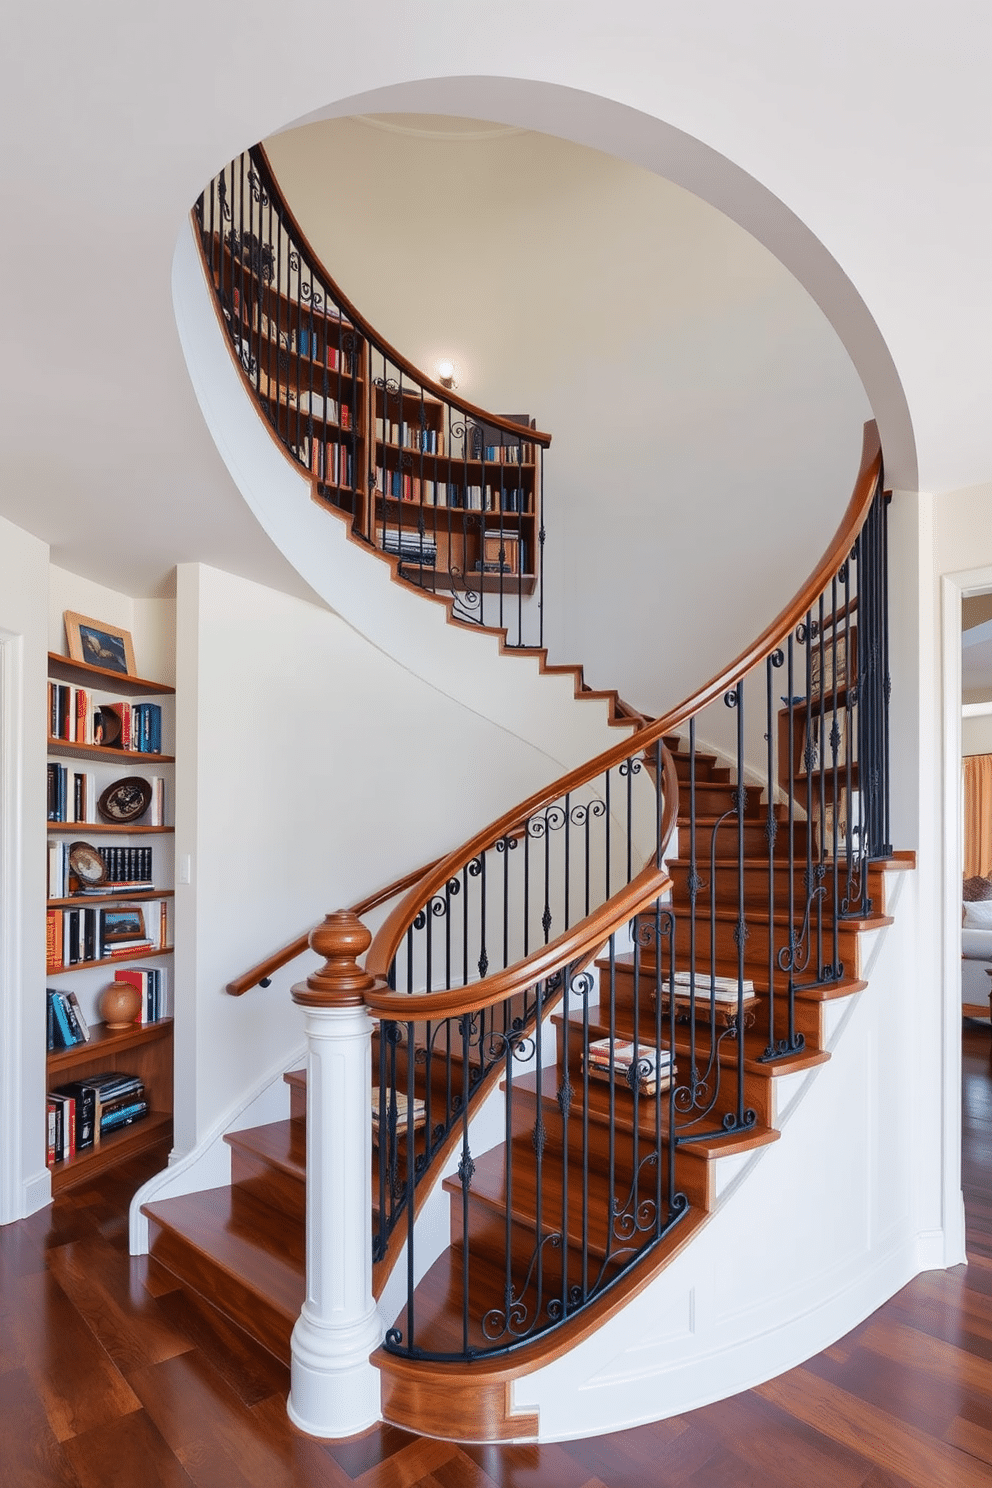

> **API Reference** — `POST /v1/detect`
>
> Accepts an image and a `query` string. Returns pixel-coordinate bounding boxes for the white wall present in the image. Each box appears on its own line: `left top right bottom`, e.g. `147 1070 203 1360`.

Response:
0 516 51 1221
174 562 613 1152
48 565 177 689
264 117 870 716
963 715 992 756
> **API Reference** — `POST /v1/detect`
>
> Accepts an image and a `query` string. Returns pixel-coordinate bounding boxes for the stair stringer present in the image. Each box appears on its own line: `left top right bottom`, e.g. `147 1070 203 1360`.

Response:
505 866 936 1441
172 221 636 778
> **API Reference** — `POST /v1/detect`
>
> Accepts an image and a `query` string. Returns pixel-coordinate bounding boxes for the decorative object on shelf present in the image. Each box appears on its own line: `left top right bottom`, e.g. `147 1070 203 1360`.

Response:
99 906 146 944
68 840 107 887
97 776 152 824
64 610 136 677
98 979 142 1029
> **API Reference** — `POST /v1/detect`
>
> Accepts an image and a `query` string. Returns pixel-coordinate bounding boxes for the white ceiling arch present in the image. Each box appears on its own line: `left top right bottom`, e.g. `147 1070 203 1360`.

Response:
287 75 916 491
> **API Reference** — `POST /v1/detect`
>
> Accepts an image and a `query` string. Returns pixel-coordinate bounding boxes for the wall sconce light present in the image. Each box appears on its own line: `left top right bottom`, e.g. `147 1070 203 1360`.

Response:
436 360 456 389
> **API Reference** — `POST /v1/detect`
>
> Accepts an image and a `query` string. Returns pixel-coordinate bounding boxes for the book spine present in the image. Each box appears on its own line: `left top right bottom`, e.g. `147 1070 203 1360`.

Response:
50 990 77 1047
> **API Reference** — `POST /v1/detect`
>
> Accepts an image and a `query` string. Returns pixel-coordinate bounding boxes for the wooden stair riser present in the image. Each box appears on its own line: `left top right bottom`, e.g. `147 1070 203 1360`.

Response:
663 779 763 817
227 1135 306 1224
504 1080 715 1212
444 1140 674 1271
678 817 814 858
284 1068 306 1120
602 960 827 1050
667 752 729 785
448 1199 622 1316
668 860 875 916
145 1209 296 1368
667 911 864 980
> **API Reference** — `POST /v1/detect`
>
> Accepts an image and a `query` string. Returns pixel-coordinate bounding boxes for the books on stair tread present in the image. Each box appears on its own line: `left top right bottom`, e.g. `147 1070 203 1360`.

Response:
669 971 755 1003
584 1038 675 1097
371 1088 426 1139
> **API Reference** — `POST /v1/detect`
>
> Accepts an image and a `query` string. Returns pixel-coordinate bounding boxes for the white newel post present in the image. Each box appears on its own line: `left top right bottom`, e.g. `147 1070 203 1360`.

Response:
287 910 384 1438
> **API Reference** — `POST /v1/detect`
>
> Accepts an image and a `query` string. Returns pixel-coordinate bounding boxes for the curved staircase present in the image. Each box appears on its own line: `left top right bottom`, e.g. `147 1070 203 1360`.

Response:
136 146 912 1446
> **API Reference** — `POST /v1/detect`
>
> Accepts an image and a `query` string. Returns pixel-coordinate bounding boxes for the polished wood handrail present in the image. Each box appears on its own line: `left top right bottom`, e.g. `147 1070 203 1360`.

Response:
366 420 881 982
363 860 671 1021
225 857 444 995
252 144 552 449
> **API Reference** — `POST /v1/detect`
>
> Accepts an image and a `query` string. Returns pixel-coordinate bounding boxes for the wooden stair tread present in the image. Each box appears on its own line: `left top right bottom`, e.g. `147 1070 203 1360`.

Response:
599 949 868 1003
556 1003 830 1078
143 1187 305 1322
510 1067 780 1161
225 1116 306 1177
441 1139 680 1260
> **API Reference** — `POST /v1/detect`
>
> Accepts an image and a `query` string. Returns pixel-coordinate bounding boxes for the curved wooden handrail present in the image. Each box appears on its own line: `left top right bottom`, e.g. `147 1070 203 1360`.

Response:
363 860 671 1021
225 856 444 995
366 419 881 982
251 145 552 449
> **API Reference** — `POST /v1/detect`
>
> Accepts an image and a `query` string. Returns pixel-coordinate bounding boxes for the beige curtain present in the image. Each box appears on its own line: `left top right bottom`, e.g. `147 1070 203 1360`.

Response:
963 753 992 878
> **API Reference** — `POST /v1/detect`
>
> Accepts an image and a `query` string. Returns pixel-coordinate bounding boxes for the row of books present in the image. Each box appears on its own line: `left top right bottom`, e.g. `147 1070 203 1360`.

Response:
375 468 529 512
304 436 355 487
48 842 156 898
376 420 445 455
48 684 164 753
46 766 165 825
297 389 353 426
46 900 169 970
46 1071 150 1165
47 971 168 1051
254 341 356 391
373 422 535 467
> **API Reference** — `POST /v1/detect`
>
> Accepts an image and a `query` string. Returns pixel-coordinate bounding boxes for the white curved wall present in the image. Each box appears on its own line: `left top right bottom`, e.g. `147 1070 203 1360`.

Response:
264 117 870 715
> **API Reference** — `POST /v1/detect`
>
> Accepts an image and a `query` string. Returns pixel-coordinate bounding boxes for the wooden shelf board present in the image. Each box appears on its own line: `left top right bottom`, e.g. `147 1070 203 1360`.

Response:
47 889 173 909
48 653 175 696
375 449 535 476
48 736 174 763
47 823 173 834
407 569 538 597
49 1110 173 1194
47 945 174 977
47 1017 174 1075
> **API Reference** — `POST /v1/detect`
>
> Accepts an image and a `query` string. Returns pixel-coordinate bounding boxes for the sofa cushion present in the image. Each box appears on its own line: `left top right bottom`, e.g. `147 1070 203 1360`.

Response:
963 874 992 902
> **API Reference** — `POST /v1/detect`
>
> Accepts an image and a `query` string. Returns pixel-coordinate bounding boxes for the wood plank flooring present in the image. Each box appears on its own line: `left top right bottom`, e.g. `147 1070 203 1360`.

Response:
3 1022 992 1486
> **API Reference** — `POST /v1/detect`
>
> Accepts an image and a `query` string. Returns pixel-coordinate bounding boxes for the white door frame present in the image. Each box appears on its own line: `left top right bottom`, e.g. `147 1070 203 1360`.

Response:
0 628 26 1223
940 564 992 1261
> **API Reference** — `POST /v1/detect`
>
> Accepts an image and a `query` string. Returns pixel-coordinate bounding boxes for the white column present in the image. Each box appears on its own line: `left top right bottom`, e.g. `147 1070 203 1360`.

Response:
287 912 384 1437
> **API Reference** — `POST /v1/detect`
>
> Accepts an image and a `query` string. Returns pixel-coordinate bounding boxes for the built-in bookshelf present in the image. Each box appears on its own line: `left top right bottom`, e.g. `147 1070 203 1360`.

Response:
45 652 176 1191
202 209 543 603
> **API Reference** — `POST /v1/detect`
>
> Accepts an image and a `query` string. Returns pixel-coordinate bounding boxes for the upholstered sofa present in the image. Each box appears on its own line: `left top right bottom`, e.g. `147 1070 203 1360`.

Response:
962 874 992 1016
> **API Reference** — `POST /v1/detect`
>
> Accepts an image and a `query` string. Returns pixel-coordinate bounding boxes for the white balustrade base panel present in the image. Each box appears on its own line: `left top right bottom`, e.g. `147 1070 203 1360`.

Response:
510 870 962 1441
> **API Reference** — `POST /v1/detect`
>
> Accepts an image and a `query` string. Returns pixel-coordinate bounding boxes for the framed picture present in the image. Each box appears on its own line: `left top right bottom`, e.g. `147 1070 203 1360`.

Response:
64 611 136 677
809 628 855 699
100 907 146 944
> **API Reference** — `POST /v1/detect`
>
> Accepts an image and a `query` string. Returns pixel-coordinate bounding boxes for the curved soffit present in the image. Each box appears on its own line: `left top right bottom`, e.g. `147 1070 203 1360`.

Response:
278 75 917 492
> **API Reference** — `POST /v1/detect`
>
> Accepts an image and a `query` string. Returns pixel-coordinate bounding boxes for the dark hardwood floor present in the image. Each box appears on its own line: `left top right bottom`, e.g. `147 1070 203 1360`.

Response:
4 1024 992 1487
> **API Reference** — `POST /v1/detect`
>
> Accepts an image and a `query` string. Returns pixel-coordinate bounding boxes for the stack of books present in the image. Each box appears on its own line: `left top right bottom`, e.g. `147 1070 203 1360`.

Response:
371 1088 426 1143
584 1038 676 1097
381 530 438 567
46 1069 149 1164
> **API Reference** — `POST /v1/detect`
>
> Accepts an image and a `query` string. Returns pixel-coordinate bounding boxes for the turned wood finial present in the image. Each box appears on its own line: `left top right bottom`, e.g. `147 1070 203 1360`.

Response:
292 909 377 1007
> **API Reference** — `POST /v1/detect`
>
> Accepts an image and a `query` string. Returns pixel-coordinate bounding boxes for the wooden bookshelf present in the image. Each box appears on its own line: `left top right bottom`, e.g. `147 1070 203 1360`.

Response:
46 654 176 1185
